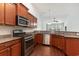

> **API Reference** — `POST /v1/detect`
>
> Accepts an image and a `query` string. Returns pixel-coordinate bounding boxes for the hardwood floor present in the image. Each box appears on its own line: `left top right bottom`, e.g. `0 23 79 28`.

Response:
30 44 65 56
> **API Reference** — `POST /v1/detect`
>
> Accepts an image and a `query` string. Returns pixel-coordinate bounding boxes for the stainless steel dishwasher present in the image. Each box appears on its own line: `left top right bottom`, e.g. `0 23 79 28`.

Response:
43 34 50 45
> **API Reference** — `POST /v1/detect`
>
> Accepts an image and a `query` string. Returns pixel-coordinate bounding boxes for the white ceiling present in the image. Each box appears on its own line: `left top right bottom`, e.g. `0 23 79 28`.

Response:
32 3 79 19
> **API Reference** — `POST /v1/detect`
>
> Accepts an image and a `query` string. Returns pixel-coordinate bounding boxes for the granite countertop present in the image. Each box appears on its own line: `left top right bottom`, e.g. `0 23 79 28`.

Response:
0 35 22 44
34 31 79 39
64 35 79 39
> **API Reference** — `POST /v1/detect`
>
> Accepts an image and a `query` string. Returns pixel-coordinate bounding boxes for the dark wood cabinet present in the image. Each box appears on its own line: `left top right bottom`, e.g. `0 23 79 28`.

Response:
66 37 79 56
5 3 16 25
50 34 58 47
17 3 38 28
0 39 21 56
0 3 5 24
33 16 37 27
57 35 65 50
11 42 21 56
27 13 34 27
17 3 28 18
34 33 43 44
50 34 65 51
0 48 10 56
0 3 37 27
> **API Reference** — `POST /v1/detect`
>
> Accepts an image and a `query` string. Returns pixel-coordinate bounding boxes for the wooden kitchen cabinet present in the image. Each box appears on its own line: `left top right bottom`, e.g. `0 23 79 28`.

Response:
50 34 65 51
50 34 55 46
27 13 34 27
57 35 65 51
33 16 37 27
11 42 21 56
34 33 43 44
0 3 5 24
54 35 59 48
5 3 16 25
50 34 58 47
0 38 21 56
17 3 29 18
0 48 10 56
66 37 79 56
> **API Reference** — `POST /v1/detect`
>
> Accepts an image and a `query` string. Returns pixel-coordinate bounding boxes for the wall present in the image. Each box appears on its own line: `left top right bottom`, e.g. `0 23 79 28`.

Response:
0 3 39 35
0 25 35 35
38 3 79 32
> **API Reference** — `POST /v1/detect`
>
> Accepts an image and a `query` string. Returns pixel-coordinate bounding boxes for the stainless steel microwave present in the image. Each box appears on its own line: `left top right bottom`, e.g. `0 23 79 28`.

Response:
16 16 30 27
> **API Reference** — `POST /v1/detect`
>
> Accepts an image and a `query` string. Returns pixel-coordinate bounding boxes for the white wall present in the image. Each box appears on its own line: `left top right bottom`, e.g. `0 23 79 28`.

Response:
38 3 79 32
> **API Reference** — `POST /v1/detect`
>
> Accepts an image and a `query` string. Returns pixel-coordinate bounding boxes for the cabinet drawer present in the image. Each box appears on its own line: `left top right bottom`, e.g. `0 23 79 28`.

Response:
5 39 21 47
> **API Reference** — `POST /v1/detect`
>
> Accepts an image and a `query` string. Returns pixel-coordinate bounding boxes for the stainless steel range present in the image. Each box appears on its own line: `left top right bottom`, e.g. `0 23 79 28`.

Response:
13 29 35 56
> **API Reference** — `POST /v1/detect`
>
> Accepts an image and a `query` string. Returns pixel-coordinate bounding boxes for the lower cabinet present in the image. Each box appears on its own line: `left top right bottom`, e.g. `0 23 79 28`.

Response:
0 48 10 56
50 34 59 47
50 34 65 51
34 33 43 44
57 35 65 51
0 39 21 56
66 37 79 56
11 42 21 56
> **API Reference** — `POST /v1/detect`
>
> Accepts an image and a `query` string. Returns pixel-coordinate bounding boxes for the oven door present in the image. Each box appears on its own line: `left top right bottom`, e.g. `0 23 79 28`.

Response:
17 16 30 27
21 37 34 56
24 37 34 49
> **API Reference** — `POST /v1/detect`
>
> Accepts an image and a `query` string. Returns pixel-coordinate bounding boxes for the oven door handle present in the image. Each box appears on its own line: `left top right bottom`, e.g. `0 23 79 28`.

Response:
24 36 32 39
25 38 33 41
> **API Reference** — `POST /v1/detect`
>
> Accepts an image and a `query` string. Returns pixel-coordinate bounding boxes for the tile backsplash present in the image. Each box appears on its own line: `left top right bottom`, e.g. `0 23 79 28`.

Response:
0 25 36 35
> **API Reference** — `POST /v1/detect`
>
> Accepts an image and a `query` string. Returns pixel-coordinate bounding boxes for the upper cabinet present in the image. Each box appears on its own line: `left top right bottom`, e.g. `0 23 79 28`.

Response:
27 12 34 27
26 12 37 28
0 3 37 27
0 3 5 24
17 3 29 18
5 3 16 25
17 3 37 28
0 3 16 25
33 16 37 27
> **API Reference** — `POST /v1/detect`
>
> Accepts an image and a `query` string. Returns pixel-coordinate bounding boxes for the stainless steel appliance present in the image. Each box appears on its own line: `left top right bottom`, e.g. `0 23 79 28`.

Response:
16 15 30 27
22 34 35 56
13 29 35 56
43 34 50 45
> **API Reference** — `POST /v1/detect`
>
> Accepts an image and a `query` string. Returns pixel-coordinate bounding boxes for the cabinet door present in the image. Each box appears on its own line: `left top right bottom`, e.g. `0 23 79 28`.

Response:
50 34 56 46
54 36 58 48
34 33 43 44
5 3 16 25
11 42 21 56
0 48 10 56
30 15 34 27
50 34 53 45
0 3 4 24
57 36 65 50
33 17 37 27
26 12 34 27
17 3 28 18
51 35 58 47
66 38 79 56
